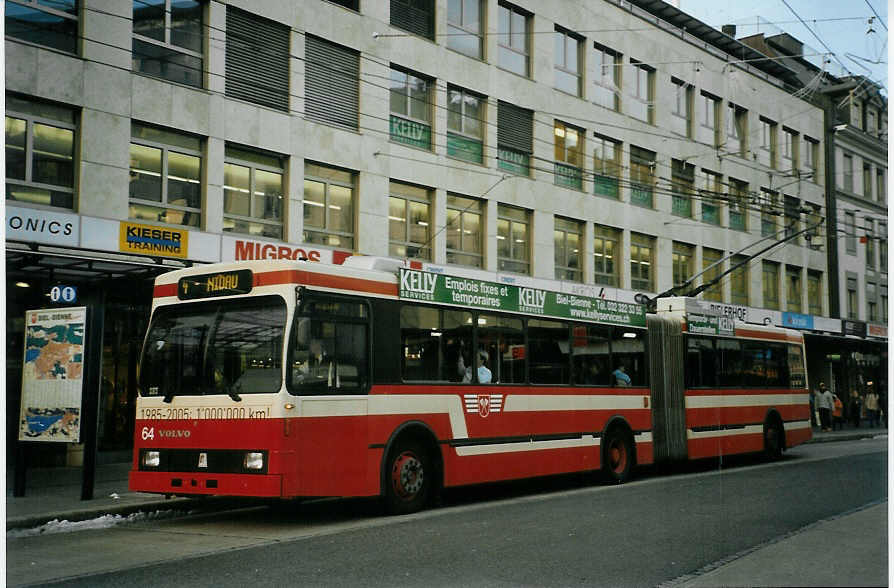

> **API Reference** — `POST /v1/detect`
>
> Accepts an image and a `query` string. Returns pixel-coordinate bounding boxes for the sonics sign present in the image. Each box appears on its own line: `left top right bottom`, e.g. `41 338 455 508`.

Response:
399 269 645 327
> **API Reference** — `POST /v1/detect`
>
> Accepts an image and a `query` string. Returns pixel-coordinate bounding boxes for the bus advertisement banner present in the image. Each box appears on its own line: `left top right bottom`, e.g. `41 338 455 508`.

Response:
399 268 645 327
18 307 86 443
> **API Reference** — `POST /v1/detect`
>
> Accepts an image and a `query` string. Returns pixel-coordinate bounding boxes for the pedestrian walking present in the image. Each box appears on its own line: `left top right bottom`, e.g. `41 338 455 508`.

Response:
816 382 833 432
832 394 844 431
848 389 862 428
864 386 880 428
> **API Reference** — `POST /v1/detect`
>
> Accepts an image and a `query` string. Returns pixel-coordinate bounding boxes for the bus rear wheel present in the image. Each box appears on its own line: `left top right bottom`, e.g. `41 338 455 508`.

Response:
603 428 634 484
384 440 432 515
763 417 784 460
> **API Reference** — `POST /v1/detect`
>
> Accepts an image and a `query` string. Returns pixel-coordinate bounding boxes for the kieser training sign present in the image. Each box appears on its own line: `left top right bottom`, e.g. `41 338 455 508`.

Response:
399 269 645 327
119 222 189 258
19 307 87 442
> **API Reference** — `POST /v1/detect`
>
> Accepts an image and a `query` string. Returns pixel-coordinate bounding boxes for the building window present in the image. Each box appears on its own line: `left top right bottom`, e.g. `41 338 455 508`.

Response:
306 36 359 130
807 271 822 316
497 100 533 176
5 95 76 209
803 136 818 182
132 0 204 88
630 146 655 208
389 66 433 150
728 178 748 231
781 128 797 171
223 146 284 240
760 188 778 238
846 277 858 319
554 26 582 96
702 247 723 302
327 0 358 9
762 261 780 310
593 134 621 198
845 211 856 255
866 281 877 322
447 0 482 59
865 219 875 269
6 0 78 53
630 233 654 292
727 103 746 157
842 153 854 192
867 109 877 134
730 254 749 306
303 162 355 250
554 121 583 189
497 204 530 274
786 265 802 313
225 6 289 112
593 43 621 111
672 242 694 287
129 123 201 227
630 61 654 124
447 86 484 164
758 117 777 169
497 2 529 76
554 217 582 282
670 78 692 137
390 0 434 40
698 91 720 146
671 159 694 218
700 169 722 226
389 181 431 260
446 194 483 268
879 222 887 271
863 163 872 199
784 195 800 244
881 286 888 323
593 225 620 287
877 169 886 203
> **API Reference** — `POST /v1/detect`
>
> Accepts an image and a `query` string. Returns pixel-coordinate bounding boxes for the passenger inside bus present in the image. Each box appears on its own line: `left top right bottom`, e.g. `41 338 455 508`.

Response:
460 350 492 384
612 364 631 387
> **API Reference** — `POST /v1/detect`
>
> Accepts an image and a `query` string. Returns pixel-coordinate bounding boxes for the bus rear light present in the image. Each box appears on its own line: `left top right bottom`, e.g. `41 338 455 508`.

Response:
142 450 160 468
244 452 264 470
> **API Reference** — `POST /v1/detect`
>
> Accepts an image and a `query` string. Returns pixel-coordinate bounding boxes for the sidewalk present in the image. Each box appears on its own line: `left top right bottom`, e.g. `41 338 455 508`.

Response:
6 426 887 531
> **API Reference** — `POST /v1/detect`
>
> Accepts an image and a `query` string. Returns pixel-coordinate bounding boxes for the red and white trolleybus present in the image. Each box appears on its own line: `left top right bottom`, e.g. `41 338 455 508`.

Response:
129 257 811 513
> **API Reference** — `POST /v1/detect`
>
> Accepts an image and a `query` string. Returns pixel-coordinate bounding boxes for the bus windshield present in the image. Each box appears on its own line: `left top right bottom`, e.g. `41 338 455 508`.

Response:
140 295 286 400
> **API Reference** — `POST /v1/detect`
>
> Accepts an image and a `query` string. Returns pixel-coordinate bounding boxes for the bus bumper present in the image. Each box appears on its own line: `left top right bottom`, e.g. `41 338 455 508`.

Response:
129 470 282 497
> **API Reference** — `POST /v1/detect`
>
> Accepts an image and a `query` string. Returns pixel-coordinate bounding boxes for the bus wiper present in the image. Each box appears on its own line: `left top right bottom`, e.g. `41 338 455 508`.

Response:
163 392 175 403
224 382 242 402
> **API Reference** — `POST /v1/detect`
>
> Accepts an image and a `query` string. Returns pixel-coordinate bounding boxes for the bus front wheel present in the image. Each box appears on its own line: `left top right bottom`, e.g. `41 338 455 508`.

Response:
603 428 634 484
384 440 432 515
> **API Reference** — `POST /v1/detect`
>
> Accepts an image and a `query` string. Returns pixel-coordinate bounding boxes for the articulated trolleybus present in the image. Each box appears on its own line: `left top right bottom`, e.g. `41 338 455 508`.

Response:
130 257 811 514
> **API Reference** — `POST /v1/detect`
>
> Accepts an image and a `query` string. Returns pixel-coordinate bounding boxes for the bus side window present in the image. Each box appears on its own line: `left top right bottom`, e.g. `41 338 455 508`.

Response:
399 305 472 382
717 339 742 388
787 344 806 389
528 319 569 385
477 314 524 384
686 336 716 388
610 327 647 387
573 324 611 386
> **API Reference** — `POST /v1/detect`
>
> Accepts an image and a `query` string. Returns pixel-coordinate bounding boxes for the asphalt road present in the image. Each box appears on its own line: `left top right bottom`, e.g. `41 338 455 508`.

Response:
9 438 886 587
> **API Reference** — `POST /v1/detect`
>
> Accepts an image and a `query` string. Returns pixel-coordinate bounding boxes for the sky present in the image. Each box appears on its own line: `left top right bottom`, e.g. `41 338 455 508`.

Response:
678 0 888 93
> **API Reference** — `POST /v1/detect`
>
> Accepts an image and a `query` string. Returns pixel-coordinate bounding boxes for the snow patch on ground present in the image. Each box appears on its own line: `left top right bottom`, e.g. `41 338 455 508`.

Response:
7 509 186 538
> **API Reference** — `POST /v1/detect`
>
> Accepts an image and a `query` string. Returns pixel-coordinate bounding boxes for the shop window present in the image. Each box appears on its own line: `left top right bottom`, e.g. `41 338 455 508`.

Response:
554 217 582 282
447 0 483 59
225 6 290 112
303 162 355 250
497 2 530 76
593 134 621 198
389 181 431 260
6 95 76 209
133 0 204 88
762 261 780 310
554 26 582 96
223 146 285 240
671 159 694 218
630 146 655 208
728 178 748 231
594 225 620 287
497 204 529 275
446 194 483 268
6 0 78 53
389 66 433 150
305 35 359 130
447 86 484 164
702 247 723 303
129 123 202 227
630 232 654 292
554 120 583 189
497 100 532 176
593 43 621 111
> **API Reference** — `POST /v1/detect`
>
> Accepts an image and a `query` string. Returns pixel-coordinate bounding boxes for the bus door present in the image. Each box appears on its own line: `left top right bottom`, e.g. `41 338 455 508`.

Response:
647 314 688 462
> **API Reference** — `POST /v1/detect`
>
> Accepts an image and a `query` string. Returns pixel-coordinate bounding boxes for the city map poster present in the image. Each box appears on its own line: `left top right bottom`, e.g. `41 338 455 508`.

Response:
18 307 87 442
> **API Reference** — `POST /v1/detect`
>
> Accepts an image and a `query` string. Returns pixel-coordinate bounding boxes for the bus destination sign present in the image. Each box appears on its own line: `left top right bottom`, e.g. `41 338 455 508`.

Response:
399 269 645 327
178 269 253 300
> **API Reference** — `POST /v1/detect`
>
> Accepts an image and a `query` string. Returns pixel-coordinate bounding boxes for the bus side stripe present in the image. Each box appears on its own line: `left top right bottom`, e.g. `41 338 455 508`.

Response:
686 394 809 408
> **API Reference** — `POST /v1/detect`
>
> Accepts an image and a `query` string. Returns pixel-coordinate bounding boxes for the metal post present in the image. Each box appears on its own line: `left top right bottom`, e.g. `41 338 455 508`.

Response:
81 292 106 500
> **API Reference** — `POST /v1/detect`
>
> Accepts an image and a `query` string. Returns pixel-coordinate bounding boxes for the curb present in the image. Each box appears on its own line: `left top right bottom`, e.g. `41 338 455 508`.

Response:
804 431 886 444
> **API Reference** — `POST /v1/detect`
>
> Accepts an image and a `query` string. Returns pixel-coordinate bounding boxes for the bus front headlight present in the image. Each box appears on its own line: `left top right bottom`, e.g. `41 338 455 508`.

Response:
142 450 160 468
244 452 264 470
